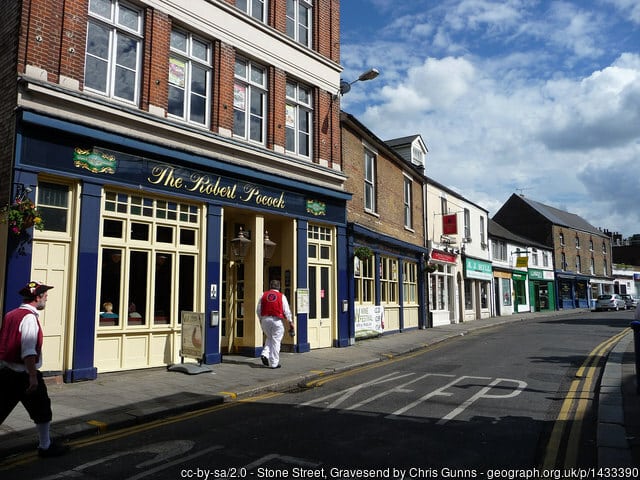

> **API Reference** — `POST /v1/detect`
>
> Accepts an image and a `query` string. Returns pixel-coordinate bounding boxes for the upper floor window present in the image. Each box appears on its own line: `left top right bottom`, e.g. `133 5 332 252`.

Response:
286 80 312 158
561 252 567 270
168 28 212 126
412 146 424 167
480 216 485 246
440 197 448 215
531 249 538 266
364 149 376 213
463 208 471 239
286 0 312 47
237 0 267 22
85 0 143 104
234 58 267 143
559 232 565 246
403 176 412 229
576 255 581 273
543 251 549 267
575 236 580 249
590 257 595 274
602 241 607 254
492 240 507 262
589 238 594 251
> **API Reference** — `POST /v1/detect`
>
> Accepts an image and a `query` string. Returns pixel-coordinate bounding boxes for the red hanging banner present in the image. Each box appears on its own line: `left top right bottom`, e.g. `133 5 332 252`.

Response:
443 213 458 235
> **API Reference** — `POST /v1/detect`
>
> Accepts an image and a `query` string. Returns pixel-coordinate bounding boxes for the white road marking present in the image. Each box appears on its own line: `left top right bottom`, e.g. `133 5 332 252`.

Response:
437 377 528 424
389 375 489 417
298 371 415 410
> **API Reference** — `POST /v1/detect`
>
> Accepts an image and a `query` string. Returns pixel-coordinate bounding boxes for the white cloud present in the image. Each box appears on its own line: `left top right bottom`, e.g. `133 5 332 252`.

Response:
445 0 526 33
341 0 640 236
536 53 640 151
602 0 640 24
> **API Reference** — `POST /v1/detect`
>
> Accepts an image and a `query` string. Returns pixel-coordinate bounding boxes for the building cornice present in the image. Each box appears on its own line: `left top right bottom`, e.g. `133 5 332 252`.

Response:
17 77 347 193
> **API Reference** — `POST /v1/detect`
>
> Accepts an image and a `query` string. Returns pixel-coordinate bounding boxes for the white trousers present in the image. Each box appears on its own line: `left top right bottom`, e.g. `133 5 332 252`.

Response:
260 316 284 368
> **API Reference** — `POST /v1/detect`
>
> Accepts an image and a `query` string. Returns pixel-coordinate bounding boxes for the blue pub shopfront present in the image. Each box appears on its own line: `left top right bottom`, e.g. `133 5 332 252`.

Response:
556 272 590 309
5 112 350 382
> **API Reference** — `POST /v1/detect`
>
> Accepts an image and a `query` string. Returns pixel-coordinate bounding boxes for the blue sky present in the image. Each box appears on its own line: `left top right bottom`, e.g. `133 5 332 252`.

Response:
340 0 640 238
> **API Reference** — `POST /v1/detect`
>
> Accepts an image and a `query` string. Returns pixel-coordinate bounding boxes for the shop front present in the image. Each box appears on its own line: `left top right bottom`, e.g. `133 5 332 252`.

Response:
462 256 492 321
5 112 350 381
492 269 513 317
556 273 590 309
349 224 428 341
528 268 555 312
428 249 458 326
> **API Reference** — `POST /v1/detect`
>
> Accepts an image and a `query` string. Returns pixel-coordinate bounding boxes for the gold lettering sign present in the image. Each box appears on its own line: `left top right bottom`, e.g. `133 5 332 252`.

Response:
147 165 285 209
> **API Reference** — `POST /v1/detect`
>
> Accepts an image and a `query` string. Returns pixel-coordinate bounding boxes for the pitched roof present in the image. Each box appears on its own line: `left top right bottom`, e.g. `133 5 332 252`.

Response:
518 195 603 236
385 135 429 152
488 219 549 249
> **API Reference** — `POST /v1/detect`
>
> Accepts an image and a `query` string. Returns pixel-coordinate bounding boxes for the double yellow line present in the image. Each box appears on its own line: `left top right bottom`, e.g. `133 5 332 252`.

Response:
542 328 630 469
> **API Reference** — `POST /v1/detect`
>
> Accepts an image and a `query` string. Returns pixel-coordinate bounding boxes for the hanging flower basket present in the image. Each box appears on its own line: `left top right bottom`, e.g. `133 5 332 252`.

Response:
354 246 373 260
425 262 437 273
1 199 44 236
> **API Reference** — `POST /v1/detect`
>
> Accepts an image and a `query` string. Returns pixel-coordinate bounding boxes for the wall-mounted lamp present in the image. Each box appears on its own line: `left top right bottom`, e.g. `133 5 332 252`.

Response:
263 230 277 261
339 68 379 95
230 226 251 261
14 183 33 202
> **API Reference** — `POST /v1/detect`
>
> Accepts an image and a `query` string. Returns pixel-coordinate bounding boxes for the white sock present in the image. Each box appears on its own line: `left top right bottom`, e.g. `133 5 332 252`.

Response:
36 422 51 449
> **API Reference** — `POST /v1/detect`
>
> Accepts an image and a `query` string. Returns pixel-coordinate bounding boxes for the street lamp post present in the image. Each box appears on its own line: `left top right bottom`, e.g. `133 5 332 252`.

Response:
339 68 380 95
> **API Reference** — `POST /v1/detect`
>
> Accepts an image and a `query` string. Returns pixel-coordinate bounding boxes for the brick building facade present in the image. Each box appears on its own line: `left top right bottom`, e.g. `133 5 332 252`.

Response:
493 194 613 309
0 0 348 380
341 112 428 339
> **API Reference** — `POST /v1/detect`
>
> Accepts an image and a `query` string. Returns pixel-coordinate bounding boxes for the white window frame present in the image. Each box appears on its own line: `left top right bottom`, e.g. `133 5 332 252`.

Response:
286 0 312 47
464 208 471 239
168 27 212 127
380 256 398 306
403 261 418 305
364 149 376 213
403 175 412 229
85 0 143 104
237 0 267 22
354 255 374 305
234 57 267 144
285 80 313 158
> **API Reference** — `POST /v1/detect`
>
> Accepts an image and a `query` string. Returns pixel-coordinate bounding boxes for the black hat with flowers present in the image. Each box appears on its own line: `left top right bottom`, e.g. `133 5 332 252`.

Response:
19 281 54 299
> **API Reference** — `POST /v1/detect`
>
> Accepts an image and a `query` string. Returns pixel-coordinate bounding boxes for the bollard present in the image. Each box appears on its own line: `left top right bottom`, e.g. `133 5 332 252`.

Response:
630 321 640 394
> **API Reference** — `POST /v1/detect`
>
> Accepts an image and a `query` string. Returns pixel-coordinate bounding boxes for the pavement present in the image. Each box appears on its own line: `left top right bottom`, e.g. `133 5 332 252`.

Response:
1 308 638 468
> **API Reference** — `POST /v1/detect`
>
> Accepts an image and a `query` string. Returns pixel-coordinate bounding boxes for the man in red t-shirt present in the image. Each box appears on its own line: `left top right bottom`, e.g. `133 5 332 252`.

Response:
257 279 293 369
0 281 68 457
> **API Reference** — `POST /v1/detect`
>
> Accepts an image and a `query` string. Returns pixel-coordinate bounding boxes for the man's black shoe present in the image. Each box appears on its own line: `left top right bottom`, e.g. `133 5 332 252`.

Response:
38 441 69 458
261 355 269 366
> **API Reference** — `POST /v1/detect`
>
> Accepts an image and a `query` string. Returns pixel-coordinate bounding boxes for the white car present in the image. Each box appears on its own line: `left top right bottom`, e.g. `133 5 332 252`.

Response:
595 294 626 311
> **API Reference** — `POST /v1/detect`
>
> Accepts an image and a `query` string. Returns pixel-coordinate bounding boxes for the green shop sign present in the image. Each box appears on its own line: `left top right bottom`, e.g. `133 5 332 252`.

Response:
465 257 493 280
529 269 544 280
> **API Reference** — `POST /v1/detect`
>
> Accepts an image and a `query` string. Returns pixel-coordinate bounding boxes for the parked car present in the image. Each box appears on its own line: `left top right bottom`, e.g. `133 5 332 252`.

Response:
620 294 638 310
595 294 626 311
